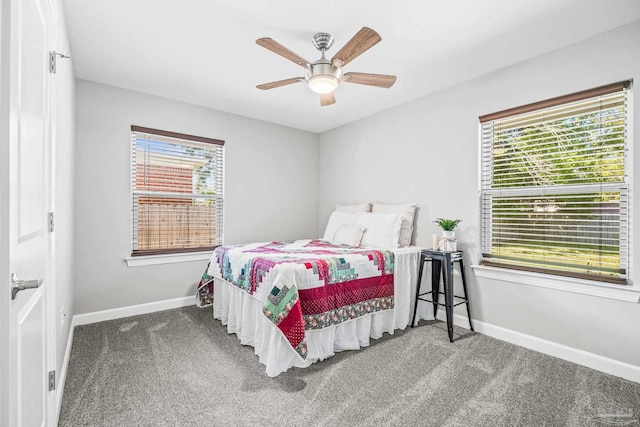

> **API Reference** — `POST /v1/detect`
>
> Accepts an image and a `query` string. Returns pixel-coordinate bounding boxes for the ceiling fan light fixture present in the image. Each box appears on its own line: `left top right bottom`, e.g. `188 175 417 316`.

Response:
308 75 339 94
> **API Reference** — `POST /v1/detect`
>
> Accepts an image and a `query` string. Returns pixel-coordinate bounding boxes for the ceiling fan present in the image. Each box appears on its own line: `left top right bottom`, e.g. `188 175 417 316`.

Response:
256 27 397 107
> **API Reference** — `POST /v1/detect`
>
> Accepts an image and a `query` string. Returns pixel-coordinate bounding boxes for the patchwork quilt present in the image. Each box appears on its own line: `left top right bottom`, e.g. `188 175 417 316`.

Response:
196 239 395 359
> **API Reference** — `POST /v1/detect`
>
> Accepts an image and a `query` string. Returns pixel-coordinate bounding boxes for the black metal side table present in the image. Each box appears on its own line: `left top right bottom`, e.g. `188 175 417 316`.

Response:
411 249 473 342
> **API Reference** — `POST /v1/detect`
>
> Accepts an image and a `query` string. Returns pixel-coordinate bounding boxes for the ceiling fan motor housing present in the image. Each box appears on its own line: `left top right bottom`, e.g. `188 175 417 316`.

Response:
307 61 342 79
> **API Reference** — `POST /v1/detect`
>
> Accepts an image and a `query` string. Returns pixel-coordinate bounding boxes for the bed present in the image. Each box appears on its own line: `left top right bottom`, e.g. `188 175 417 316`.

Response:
196 204 434 376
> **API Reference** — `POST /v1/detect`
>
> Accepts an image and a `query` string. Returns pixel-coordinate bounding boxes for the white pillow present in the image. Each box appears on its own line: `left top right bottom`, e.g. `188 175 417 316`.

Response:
336 202 372 213
332 224 366 246
357 212 403 249
322 211 360 241
372 203 417 247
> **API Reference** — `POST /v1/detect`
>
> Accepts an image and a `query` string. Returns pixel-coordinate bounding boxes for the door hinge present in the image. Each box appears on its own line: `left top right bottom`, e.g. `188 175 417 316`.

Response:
49 52 57 74
48 212 54 232
49 51 71 74
48 371 56 391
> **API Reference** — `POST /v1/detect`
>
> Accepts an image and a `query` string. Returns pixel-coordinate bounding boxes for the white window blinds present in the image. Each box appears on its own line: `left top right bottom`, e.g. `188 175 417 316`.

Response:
131 126 224 256
480 81 631 284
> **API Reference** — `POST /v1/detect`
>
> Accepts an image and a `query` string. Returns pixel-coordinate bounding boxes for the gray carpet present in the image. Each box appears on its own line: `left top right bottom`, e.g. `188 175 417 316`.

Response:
58 306 640 426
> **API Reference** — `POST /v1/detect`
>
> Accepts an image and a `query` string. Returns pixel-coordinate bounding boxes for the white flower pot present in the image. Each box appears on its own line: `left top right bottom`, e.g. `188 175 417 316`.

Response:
438 230 457 251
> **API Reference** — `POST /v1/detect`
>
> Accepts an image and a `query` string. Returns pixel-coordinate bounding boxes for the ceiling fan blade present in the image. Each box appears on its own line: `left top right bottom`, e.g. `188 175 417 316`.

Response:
320 92 336 107
256 38 310 67
342 72 397 88
256 77 304 90
331 27 381 68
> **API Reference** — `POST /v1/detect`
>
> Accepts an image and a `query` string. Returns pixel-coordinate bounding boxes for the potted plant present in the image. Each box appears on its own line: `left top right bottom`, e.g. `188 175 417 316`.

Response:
433 218 462 239
433 218 461 251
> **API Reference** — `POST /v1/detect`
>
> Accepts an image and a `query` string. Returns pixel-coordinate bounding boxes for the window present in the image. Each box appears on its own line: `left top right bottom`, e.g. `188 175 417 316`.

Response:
131 126 224 256
480 81 631 284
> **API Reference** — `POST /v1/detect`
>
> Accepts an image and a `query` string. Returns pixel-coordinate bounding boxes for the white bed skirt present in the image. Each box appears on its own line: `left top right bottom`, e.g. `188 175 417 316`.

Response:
212 247 434 377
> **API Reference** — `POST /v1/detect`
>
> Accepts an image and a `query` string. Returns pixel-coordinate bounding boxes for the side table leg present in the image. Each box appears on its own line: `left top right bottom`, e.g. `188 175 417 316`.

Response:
431 259 441 318
444 253 454 343
458 257 474 332
411 254 425 328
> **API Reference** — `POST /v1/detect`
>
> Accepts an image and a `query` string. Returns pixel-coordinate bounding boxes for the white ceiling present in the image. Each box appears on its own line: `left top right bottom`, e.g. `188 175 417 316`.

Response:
63 0 640 133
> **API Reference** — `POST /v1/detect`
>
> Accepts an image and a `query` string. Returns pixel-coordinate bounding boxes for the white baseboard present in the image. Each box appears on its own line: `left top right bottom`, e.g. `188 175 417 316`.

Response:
435 311 640 383
72 296 195 327
56 324 75 425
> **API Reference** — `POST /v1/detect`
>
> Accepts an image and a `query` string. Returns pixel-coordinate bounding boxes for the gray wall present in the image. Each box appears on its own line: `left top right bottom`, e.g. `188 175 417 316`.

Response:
53 0 76 385
318 22 640 367
74 80 319 314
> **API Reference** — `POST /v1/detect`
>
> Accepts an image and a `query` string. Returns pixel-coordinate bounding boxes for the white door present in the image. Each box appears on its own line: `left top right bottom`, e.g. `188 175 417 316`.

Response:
0 0 54 425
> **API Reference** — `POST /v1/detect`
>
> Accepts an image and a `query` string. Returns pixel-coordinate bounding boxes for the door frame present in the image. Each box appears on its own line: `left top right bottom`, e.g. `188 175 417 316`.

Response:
46 0 60 423
0 0 59 425
0 0 12 425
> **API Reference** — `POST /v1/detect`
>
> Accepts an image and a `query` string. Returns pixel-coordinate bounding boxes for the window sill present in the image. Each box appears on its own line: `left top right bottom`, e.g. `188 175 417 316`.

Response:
471 265 640 303
125 251 212 267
